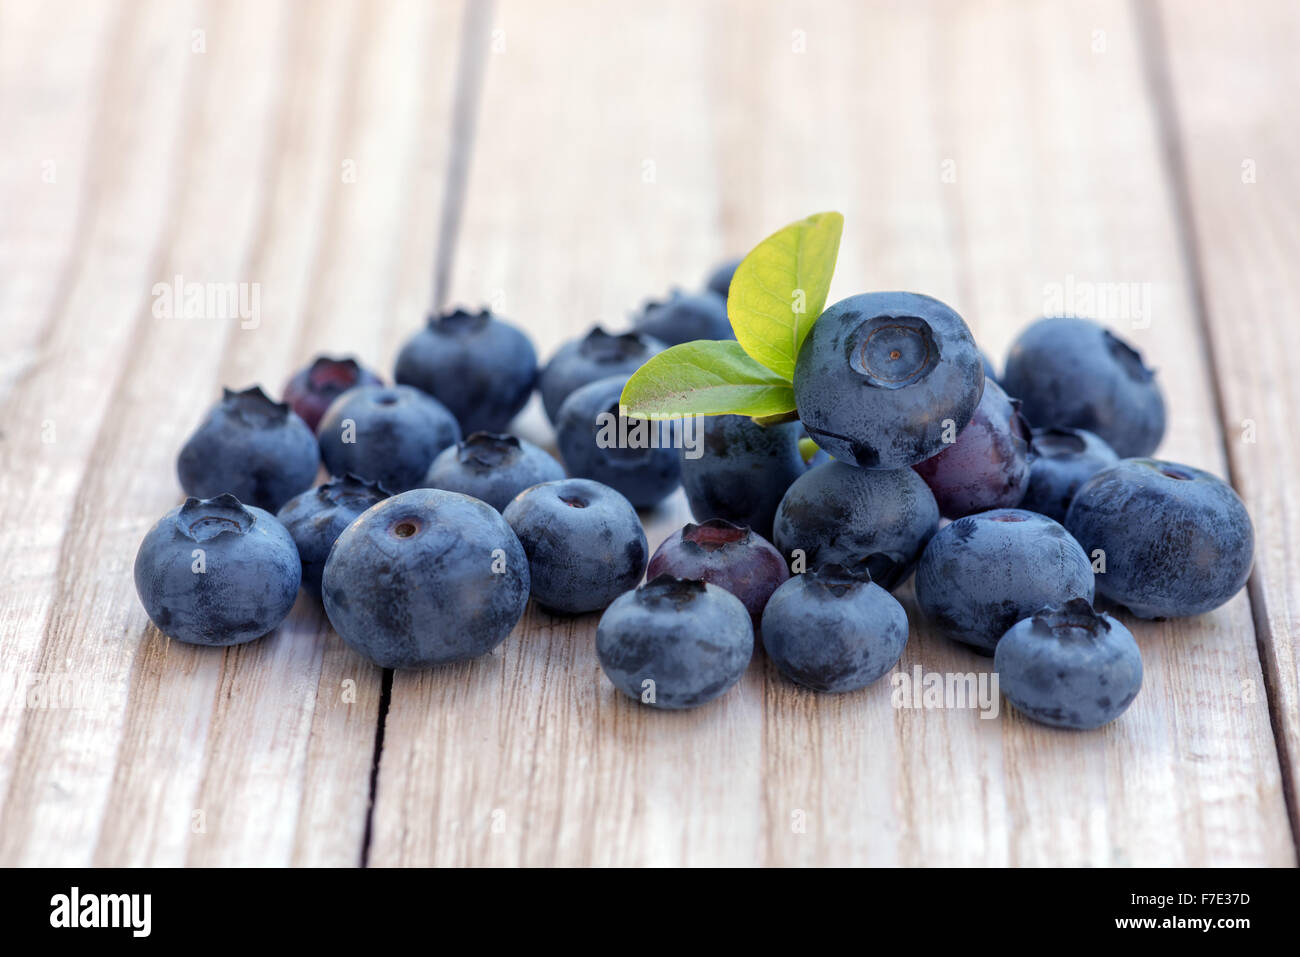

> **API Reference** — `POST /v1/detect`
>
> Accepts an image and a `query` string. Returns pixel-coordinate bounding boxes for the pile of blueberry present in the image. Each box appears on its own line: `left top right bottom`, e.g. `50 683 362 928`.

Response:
134 261 1254 731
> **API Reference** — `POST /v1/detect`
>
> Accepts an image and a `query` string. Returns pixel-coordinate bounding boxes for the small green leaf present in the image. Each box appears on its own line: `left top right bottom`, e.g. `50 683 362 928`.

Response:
798 436 821 464
728 211 843 380
619 340 797 420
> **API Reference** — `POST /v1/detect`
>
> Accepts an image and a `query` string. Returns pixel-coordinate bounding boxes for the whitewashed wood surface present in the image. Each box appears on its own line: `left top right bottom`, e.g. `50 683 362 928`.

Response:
0 0 1295 866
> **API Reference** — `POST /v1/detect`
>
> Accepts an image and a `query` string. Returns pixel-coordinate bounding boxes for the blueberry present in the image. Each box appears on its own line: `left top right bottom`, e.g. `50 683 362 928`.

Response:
980 349 998 384
772 461 939 590
538 327 665 423
994 598 1143 730
424 432 563 512
555 375 680 509
1002 317 1165 457
134 493 301 646
633 290 732 346
282 355 383 432
705 258 741 298
394 307 538 434
915 508 1095 654
596 576 753 710
913 378 1033 518
317 384 460 493
1020 427 1119 523
276 474 390 597
761 564 908 693
503 478 647 614
177 386 320 512
322 488 529 668
679 414 807 540
793 292 984 469
646 519 789 624
1064 459 1253 619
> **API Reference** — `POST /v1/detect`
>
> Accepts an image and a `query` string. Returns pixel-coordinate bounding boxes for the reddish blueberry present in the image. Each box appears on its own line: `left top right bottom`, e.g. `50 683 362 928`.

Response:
913 378 1033 518
646 519 789 625
282 355 383 432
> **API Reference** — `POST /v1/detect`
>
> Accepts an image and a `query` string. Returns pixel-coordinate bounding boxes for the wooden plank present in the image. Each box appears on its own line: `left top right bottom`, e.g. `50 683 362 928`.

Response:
371 0 1291 865
1149 0 1300 845
0 0 466 866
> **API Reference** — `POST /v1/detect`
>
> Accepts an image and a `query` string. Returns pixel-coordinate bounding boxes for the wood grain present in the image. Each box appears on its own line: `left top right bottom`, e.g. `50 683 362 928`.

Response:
0 0 464 866
0 0 1295 867
368 0 1293 866
1150 0 1300 845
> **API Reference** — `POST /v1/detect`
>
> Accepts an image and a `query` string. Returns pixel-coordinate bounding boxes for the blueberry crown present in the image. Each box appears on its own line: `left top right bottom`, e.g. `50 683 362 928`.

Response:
580 326 654 362
430 307 491 333
638 574 708 608
317 473 392 509
221 385 291 427
680 519 750 552
1029 597 1111 640
458 432 522 468
177 493 255 541
806 562 873 597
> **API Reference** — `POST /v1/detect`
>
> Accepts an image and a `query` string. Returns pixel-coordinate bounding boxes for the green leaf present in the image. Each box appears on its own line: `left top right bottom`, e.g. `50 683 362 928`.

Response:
727 211 843 380
619 340 797 420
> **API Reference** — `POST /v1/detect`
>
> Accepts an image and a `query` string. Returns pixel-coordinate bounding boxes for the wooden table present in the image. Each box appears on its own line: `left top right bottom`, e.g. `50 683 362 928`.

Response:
1 0 1296 867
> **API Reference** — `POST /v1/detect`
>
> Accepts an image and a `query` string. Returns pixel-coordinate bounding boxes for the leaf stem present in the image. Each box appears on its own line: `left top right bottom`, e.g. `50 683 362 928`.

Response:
750 409 801 427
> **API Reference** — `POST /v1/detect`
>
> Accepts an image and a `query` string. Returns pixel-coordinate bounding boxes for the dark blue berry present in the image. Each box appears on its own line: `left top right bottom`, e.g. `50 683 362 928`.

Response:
794 292 984 469
679 414 807 540
634 290 732 345
705 258 741 298
317 384 460 493
276 474 390 597
1064 458 1253 619
394 307 537 434
503 478 647 614
424 432 563 512
538 327 664 423
994 598 1142 730
761 564 908 693
773 461 939 590
322 488 529 668
596 576 753 710
915 508 1095 654
1002 317 1165 457
177 386 320 512
1020 427 1119 523
134 493 301 646
555 375 680 509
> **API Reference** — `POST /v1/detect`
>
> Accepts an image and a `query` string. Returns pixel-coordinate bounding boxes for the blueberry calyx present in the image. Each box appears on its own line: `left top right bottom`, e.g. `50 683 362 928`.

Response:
579 327 654 362
848 315 940 389
306 356 365 390
805 562 873 597
429 307 490 334
316 473 392 509
457 432 523 469
679 518 750 551
222 385 292 427
638 574 708 608
1034 427 1089 457
1103 330 1155 384
177 493 255 541
1028 597 1112 640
